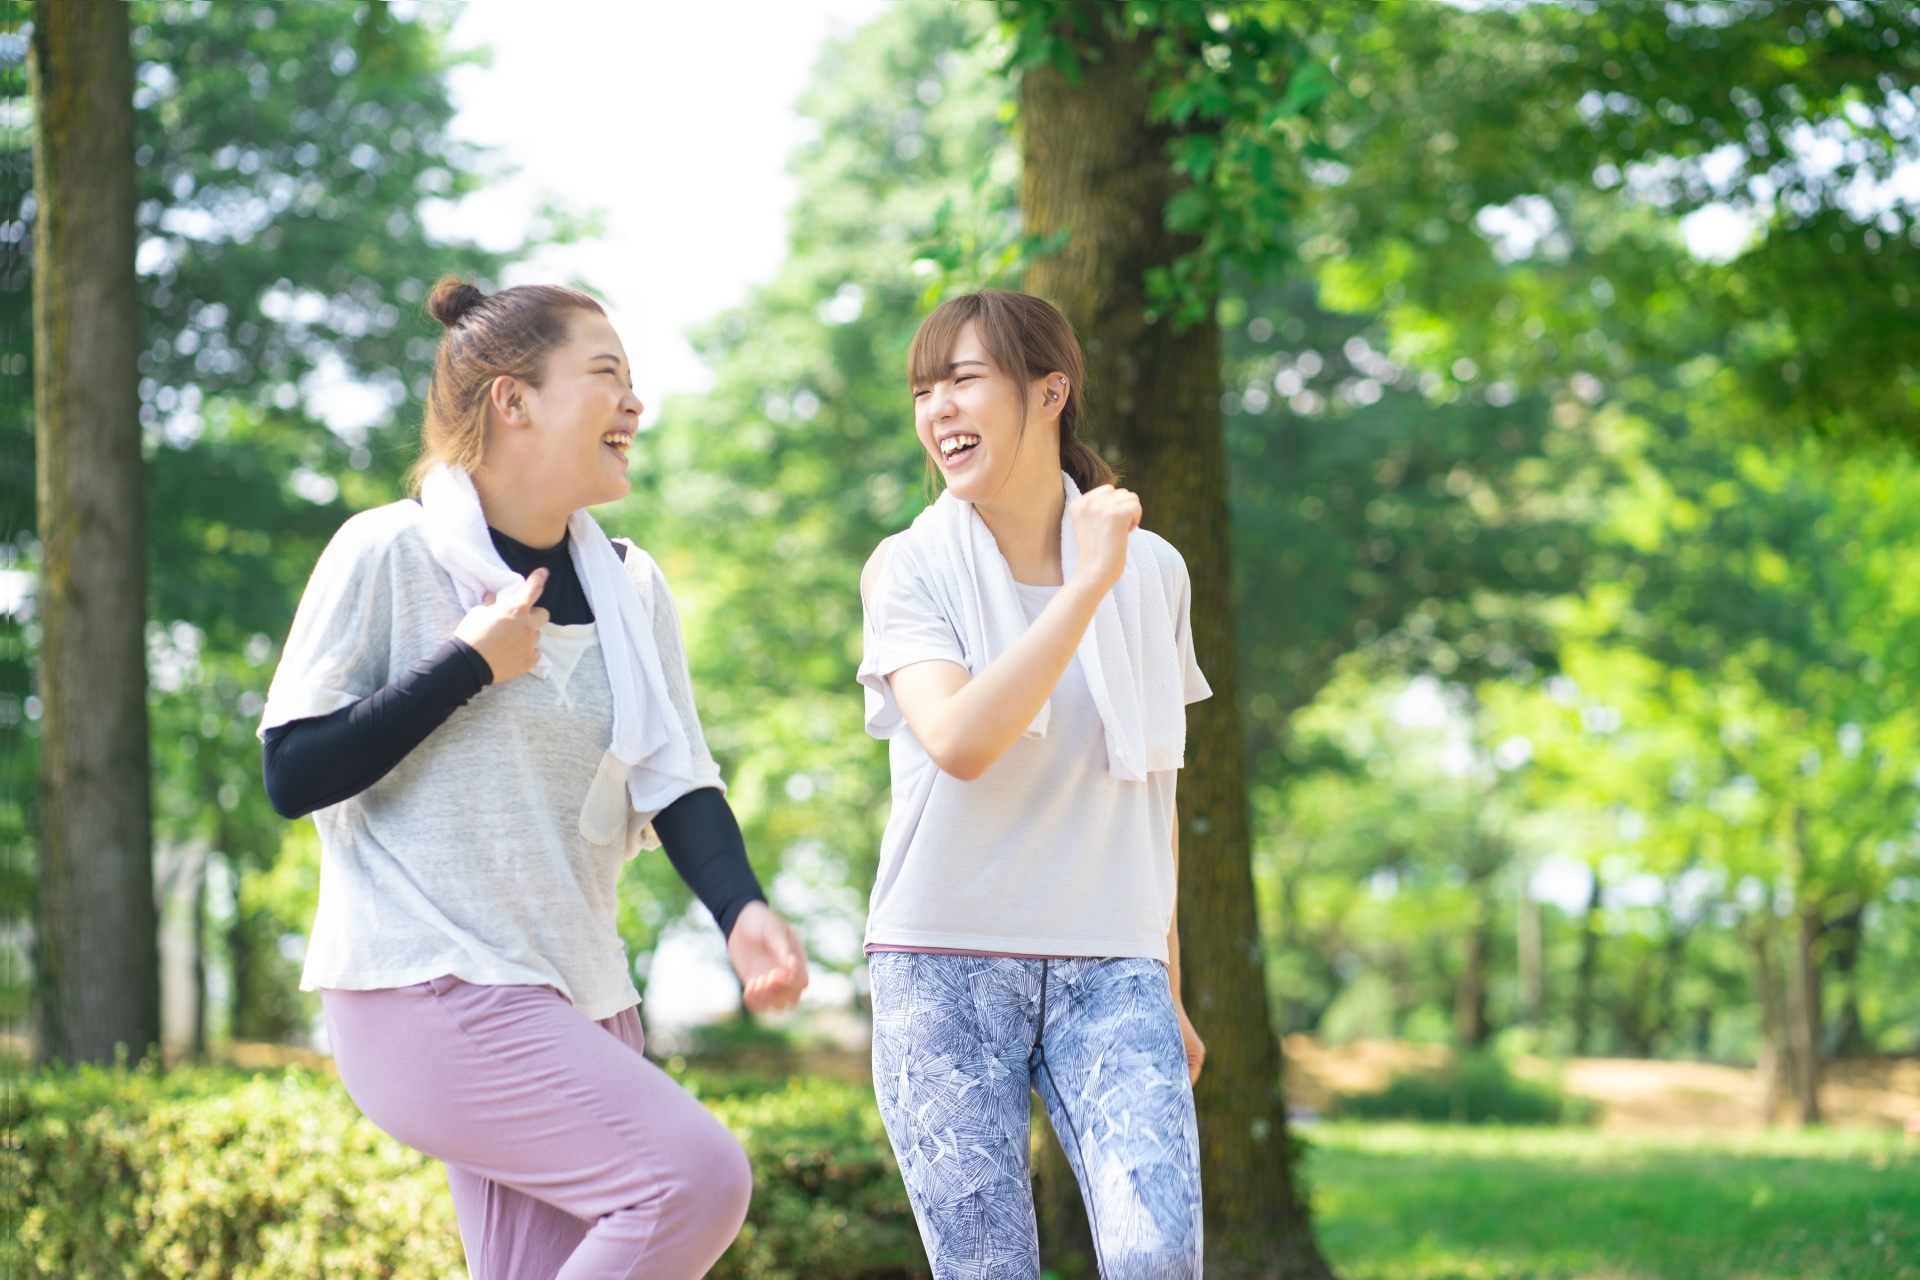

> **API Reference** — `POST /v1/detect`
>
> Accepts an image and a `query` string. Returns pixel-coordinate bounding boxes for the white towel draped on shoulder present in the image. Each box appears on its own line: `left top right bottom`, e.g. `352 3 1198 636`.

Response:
419 463 703 843
870 470 1188 782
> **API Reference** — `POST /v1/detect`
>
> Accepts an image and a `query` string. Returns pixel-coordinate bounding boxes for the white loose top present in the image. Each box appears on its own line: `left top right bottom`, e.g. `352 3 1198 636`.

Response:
262 501 721 1019
859 531 1211 959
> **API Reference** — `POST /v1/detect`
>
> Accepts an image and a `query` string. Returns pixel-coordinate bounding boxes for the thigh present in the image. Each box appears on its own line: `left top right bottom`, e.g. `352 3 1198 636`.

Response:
1031 958 1203 1280
323 980 742 1225
869 952 1044 1280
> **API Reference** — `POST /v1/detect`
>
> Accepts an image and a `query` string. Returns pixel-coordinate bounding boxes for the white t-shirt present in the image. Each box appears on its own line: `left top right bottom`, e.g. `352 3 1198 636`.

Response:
861 532 1211 960
264 501 719 1019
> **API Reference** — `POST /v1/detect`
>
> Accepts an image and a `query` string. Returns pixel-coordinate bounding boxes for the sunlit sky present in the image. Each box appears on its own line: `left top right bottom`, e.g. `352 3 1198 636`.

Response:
430 0 887 427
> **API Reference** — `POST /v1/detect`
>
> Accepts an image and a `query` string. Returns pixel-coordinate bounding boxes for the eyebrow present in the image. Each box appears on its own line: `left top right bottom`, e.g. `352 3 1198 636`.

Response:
588 353 623 365
911 358 990 388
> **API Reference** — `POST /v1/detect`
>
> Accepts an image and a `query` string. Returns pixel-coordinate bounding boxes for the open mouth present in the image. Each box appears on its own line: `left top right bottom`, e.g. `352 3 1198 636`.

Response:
602 429 633 459
938 433 980 467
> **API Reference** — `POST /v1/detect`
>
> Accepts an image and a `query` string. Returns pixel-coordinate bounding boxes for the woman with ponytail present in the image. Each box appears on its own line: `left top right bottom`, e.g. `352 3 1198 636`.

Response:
857 290 1209 1278
259 278 807 1280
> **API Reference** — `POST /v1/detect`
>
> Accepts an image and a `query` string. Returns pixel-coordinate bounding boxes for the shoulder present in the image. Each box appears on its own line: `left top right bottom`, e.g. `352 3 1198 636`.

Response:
1130 527 1190 589
311 500 429 578
861 535 900 608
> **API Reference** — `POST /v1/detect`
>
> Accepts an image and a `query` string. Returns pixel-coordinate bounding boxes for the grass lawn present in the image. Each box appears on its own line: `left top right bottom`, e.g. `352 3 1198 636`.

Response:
1307 1123 1919 1280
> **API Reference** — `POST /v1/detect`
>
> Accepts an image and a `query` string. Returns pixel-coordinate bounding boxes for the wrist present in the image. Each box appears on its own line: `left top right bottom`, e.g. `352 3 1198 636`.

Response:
1062 566 1117 602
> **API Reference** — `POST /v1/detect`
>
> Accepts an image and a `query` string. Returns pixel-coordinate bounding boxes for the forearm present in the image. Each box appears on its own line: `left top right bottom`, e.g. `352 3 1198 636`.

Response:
262 638 493 819
650 787 767 938
899 574 1108 779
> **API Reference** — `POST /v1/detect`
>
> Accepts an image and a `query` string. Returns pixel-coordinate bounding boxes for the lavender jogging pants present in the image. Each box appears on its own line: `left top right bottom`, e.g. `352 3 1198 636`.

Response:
322 976 751 1280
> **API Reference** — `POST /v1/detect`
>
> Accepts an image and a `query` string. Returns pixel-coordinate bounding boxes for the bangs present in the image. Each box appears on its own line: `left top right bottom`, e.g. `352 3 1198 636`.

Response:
907 296 981 388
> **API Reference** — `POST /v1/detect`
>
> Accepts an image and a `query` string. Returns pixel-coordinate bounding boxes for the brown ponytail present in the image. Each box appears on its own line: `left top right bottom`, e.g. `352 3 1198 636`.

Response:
407 275 606 491
906 289 1115 495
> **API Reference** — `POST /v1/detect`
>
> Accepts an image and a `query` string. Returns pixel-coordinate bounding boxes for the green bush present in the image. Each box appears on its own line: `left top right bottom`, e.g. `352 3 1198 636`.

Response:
3 1063 463 1280
709 1080 927 1280
1 1062 927 1280
1335 1052 1598 1126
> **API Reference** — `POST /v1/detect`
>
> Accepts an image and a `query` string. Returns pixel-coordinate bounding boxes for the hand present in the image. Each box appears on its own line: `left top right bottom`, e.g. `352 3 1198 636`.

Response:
1067 484 1141 594
727 901 809 1016
454 567 549 683
1176 1002 1206 1085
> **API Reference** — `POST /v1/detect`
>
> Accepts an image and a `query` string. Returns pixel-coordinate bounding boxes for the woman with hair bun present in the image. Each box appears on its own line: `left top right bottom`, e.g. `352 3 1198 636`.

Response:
858 289 1208 1278
259 277 806 1280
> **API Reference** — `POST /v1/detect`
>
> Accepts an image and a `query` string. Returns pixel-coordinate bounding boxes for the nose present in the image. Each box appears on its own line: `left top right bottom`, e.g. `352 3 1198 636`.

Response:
922 381 956 422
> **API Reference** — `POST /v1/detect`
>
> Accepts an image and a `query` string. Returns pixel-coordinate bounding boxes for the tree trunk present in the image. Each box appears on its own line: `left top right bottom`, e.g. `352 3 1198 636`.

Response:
1020 17 1332 1277
1454 914 1488 1049
1572 871 1603 1055
1786 907 1823 1126
1517 869 1542 1027
28 0 156 1067
1750 917 1788 1124
1821 903 1866 1059
154 838 207 1060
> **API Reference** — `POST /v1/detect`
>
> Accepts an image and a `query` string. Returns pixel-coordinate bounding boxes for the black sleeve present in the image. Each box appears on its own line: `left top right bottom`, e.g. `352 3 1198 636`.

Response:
261 638 494 820
650 787 767 940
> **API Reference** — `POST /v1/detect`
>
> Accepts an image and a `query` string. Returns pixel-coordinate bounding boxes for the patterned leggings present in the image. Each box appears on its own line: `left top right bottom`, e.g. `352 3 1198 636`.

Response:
869 953 1203 1280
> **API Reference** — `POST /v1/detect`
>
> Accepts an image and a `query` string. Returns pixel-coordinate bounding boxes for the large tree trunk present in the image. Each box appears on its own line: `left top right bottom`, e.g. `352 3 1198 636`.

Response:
29 1 156 1067
1021 17 1333 1278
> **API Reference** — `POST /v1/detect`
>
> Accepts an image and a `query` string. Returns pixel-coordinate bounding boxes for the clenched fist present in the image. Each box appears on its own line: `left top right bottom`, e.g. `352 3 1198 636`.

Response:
1067 484 1142 594
454 567 550 683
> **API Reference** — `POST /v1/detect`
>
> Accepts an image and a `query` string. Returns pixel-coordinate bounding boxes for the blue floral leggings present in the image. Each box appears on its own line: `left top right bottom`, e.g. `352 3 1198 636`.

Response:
869 952 1203 1280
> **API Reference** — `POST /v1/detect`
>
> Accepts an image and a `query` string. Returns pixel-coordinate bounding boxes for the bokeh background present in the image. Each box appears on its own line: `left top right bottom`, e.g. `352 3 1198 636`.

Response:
6 3 1920 1279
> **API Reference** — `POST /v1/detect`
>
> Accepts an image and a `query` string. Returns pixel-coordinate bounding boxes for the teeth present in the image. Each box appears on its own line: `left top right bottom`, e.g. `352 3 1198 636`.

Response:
940 434 979 457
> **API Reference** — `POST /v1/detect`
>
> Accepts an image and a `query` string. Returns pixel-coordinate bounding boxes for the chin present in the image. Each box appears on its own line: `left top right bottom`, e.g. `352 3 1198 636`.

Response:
938 461 1004 506
588 475 632 508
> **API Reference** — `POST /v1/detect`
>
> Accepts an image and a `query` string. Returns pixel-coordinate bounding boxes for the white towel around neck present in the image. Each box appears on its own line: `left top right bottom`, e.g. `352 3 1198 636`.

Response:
419 463 700 842
900 470 1187 782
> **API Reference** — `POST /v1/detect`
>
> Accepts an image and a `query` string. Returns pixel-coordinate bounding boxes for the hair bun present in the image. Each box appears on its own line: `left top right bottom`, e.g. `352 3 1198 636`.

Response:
427 276 487 328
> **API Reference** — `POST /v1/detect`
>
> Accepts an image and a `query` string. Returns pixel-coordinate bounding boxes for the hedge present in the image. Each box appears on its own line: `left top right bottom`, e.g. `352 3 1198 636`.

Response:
2 1063 928 1279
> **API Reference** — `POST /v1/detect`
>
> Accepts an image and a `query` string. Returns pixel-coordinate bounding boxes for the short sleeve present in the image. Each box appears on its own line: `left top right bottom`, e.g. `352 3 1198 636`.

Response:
259 509 405 736
856 538 967 739
1148 536 1212 706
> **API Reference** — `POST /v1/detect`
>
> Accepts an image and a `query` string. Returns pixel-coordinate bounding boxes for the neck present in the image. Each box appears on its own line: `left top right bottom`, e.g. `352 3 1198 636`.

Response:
972 466 1065 586
470 464 571 549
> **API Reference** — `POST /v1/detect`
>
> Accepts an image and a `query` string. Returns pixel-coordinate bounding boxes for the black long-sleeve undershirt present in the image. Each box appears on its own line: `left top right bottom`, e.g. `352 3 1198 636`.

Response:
261 526 765 937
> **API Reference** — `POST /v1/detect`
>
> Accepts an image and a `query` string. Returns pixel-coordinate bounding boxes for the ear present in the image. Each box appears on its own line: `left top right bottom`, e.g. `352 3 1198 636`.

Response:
1036 372 1070 424
488 374 533 429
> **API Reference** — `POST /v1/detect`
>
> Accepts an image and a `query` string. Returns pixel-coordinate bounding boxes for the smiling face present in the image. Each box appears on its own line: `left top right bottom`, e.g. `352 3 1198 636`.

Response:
912 319 1064 508
501 312 644 514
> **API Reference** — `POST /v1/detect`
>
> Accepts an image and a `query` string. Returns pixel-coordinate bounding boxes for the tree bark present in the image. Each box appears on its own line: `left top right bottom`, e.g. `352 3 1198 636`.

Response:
1020 15 1333 1277
29 0 156 1066
1750 920 1787 1125
1572 872 1603 1055
1516 867 1542 1027
1787 908 1823 1126
1454 912 1488 1049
